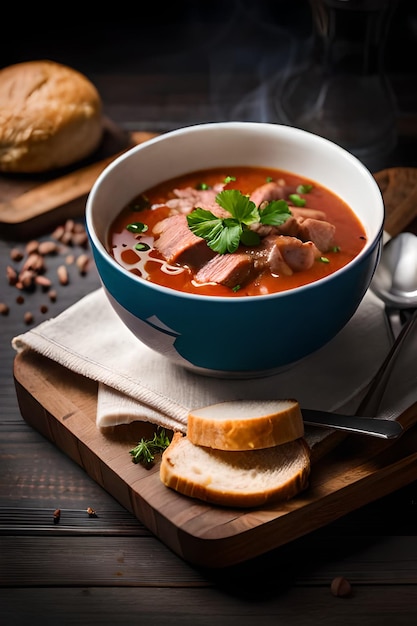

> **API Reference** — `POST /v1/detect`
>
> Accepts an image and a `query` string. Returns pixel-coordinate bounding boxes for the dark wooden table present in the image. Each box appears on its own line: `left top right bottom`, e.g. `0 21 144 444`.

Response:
2 3 417 623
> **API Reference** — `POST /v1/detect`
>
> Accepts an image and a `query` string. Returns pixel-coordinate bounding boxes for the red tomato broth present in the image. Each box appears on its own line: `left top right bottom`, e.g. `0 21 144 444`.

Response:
107 166 367 297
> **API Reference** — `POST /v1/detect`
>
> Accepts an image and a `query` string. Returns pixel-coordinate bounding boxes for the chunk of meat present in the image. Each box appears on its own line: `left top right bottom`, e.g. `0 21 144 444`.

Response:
274 236 321 272
154 214 216 267
250 181 293 207
291 207 327 221
297 218 336 252
194 253 254 288
265 243 293 276
165 184 225 214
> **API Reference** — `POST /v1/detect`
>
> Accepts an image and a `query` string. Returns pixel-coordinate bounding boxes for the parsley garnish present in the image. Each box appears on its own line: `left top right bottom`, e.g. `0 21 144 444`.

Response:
186 189 292 254
126 222 148 234
288 193 306 207
130 428 171 467
296 184 313 194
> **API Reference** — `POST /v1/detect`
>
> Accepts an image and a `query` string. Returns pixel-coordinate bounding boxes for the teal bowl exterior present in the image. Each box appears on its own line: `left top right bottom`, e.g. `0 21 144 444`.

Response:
89 235 382 377
86 122 384 378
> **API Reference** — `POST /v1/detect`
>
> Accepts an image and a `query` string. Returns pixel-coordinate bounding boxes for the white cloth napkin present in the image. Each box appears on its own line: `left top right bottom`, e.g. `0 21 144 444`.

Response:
12 285 417 438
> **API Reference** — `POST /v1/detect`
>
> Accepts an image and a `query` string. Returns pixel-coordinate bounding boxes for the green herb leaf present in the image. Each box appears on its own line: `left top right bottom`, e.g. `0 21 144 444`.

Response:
223 175 236 184
216 189 259 225
187 209 242 254
130 428 171 467
259 199 292 226
240 228 261 246
135 242 151 251
288 193 306 207
126 222 148 234
296 184 313 194
186 208 224 238
187 189 292 254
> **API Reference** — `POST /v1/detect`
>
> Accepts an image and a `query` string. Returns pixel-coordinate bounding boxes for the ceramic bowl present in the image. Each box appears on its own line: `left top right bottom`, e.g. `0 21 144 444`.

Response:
85 122 384 378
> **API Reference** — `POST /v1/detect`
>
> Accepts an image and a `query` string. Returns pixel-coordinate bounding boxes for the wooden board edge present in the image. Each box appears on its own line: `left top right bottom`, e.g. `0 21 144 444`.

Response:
12 349 417 568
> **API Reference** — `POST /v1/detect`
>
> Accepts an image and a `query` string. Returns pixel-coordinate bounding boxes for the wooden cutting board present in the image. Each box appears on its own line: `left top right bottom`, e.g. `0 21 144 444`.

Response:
7 126 417 567
13 349 417 568
0 118 158 240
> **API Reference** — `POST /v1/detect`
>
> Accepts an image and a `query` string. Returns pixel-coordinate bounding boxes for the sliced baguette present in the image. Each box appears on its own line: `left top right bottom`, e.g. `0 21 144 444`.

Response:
187 399 304 451
160 432 310 508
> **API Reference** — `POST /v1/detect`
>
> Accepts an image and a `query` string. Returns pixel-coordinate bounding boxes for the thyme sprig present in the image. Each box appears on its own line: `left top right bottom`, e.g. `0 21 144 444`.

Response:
130 428 171 467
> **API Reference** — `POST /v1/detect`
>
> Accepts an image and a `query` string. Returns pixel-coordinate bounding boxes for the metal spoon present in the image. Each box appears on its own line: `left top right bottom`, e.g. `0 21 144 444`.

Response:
302 309 417 439
371 232 417 341
301 234 417 438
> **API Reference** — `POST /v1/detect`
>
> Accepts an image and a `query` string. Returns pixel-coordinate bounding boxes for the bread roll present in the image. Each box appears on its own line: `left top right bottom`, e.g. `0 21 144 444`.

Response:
160 432 310 508
0 60 103 173
187 399 304 450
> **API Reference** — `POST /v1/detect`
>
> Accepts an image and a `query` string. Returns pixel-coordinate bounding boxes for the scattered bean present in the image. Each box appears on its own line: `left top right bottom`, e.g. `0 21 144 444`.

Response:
25 240 39 255
51 225 65 240
76 254 90 275
10 248 24 262
4 220 91 317
61 231 73 245
22 252 44 273
6 265 18 285
23 311 34 325
35 275 52 288
57 265 69 285
330 576 352 598
38 240 58 255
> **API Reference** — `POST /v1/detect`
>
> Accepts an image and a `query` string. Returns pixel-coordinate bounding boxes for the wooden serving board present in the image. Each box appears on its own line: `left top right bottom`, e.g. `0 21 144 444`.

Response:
14 349 417 568
0 119 158 240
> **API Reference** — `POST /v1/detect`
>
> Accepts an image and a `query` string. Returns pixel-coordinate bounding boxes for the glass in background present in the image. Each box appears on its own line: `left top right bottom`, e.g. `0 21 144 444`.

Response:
276 0 399 171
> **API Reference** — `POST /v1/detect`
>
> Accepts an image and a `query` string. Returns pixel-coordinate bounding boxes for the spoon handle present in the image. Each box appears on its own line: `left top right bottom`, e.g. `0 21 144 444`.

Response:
355 308 417 417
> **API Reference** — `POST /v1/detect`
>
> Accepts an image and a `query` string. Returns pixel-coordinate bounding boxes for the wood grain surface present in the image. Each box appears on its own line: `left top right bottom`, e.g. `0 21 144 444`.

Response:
374 166 417 235
0 122 157 239
13 349 417 568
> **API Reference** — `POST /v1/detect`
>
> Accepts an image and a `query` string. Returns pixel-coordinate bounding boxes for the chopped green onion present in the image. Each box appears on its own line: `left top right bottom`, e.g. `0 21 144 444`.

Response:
135 242 151 251
126 222 148 234
288 194 306 207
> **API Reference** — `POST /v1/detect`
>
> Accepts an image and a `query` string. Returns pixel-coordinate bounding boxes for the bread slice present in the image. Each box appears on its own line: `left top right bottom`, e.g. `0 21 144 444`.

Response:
160 432 310 508
187 399 304 451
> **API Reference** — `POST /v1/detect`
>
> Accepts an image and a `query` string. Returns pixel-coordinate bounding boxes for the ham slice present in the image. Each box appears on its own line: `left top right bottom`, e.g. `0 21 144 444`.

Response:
194 253 254 288
154 214 216 267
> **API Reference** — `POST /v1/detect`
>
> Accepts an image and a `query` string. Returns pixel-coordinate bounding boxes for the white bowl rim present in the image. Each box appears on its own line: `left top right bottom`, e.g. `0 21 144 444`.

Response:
86 121 385 303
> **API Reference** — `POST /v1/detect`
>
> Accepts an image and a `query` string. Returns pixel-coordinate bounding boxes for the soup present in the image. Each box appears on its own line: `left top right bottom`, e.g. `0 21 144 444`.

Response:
108 166 367 297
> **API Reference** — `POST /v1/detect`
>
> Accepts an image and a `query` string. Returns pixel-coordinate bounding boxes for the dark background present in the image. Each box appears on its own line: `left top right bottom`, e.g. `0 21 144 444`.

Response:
2 1 416 75
1 0 417 168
